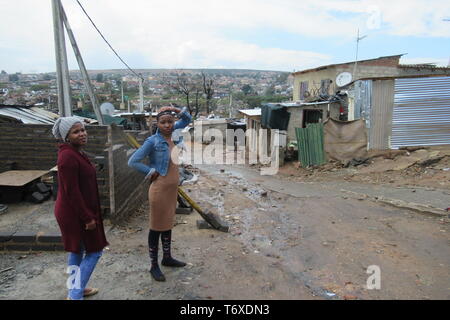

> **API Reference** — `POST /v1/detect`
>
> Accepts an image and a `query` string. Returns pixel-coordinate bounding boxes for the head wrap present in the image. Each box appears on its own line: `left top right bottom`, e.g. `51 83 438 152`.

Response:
156 106 177 120
156 110 176 120
52 116 85 141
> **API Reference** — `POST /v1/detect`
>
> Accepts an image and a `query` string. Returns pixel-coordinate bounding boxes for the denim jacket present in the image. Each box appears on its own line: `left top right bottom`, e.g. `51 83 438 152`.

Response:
128 108 192 177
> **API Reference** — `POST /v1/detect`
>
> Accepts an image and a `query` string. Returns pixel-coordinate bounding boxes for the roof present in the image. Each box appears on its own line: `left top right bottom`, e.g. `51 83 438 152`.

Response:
399 64 450 70
347 73 450 84
0 104 97 124
238 108 261 117
292 54 405 76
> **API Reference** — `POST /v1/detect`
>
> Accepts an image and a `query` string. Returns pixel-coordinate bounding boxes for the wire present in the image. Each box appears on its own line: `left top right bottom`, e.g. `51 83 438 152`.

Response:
75 0 144 81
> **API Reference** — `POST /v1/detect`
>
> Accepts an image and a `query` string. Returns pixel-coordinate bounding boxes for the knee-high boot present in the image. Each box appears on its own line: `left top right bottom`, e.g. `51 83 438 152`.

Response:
161 230 186 267
148 230 165 281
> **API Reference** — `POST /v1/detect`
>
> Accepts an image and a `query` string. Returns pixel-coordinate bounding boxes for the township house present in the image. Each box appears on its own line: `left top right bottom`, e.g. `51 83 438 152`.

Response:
239 55 450 166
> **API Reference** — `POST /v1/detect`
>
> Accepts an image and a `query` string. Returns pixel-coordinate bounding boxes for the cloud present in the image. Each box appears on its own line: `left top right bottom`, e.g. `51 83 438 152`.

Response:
0 0 448 73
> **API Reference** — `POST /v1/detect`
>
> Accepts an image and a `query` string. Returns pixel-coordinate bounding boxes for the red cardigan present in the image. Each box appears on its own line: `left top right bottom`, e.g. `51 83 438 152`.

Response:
54 144 108 253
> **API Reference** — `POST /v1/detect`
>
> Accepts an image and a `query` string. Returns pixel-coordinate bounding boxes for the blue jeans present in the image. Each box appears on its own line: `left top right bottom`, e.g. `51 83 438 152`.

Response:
67 243 102 300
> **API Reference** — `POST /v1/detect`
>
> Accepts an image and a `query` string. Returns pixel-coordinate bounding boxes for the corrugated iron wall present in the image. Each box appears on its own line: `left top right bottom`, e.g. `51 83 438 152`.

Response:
295 123 326 167
369 79 394 150
392 76 450 148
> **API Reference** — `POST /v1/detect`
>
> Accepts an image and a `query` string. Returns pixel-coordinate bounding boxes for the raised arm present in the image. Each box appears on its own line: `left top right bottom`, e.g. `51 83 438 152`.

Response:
174 107 192 130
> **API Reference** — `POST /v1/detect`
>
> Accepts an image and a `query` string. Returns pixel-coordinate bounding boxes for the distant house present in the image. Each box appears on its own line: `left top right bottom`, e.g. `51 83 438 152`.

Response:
292 54 450 102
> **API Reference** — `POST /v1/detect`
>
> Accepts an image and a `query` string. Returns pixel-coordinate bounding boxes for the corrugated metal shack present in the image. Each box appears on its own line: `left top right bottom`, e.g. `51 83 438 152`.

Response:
343 75 450 150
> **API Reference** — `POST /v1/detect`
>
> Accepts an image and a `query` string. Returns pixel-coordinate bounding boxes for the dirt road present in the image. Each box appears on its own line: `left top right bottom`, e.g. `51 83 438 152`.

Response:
1 164 449 300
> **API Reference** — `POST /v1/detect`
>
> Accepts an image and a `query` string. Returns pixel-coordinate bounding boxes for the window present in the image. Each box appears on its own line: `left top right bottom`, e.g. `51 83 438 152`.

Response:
300 81 309 100
320 79 332 96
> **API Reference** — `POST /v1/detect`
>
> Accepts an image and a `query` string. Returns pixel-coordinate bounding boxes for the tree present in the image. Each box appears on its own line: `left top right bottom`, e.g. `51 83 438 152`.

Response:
241 84 253 95
162 71 201 115
8 74 19 82
96 73 104 82
201 71 215 114
276 72 289 84
264 85 275 96
103 82 112 94
30 84 50 91
1 70 7 75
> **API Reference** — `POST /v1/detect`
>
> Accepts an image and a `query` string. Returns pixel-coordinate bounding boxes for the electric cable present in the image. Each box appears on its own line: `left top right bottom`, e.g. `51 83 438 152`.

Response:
75 0 144 81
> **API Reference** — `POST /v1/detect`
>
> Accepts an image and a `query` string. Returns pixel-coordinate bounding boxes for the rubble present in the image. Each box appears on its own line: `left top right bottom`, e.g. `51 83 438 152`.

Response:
280 145 450 191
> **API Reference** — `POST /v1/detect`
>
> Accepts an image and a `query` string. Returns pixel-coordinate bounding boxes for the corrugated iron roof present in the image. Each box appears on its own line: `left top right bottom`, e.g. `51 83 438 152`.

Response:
0 104 97 124
292 54 405 76
238 108 261 116
399 64 450 70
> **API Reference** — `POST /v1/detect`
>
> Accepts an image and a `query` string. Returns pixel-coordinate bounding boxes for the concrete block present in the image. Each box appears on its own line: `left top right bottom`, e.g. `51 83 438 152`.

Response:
176 207 193 215
0 231 15 243
31 245 56 252
5 244 32 252
197 220 214 229
37 232 62 244
54 244 65 251
12 232 36 243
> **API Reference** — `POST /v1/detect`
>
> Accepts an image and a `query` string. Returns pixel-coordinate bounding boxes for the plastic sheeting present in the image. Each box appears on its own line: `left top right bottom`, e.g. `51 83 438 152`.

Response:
261 104 291 130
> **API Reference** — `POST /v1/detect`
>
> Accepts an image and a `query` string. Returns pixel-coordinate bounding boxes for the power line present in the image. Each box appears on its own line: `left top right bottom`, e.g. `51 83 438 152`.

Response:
75 0 143 80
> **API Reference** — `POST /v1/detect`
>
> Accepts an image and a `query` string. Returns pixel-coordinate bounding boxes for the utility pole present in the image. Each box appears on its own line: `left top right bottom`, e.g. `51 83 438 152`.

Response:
444 19 450 67
353 28 367 79
121 81 124 104
139 74 144 112
51 0 72 117
229 92 233 118
60 4 104 124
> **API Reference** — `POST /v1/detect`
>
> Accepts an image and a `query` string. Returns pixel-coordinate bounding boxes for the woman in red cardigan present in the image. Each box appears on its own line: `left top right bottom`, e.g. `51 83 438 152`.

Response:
52 117 108 300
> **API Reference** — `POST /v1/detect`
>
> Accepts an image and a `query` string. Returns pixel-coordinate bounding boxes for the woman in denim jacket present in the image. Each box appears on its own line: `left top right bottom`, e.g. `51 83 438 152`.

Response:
128 106 192 281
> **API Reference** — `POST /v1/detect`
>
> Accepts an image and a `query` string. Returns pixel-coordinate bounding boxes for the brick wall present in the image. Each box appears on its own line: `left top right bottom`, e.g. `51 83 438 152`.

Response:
110 143 150 224
0 123 108 171
107 126 151 223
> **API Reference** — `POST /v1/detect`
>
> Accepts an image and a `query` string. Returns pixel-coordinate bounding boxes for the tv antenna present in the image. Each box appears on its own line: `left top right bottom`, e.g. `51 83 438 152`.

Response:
353 28 368 78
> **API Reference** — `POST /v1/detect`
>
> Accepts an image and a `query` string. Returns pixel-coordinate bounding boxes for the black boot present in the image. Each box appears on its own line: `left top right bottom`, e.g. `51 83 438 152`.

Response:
148 230 165 281
161 230 186 267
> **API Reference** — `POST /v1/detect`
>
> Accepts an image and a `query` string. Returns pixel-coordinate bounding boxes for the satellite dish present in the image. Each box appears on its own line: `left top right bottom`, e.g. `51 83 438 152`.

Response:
100 102 115 116
336 72 352 87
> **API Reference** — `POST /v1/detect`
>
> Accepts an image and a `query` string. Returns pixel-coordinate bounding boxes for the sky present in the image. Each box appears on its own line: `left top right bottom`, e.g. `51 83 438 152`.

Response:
0 0 449 74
